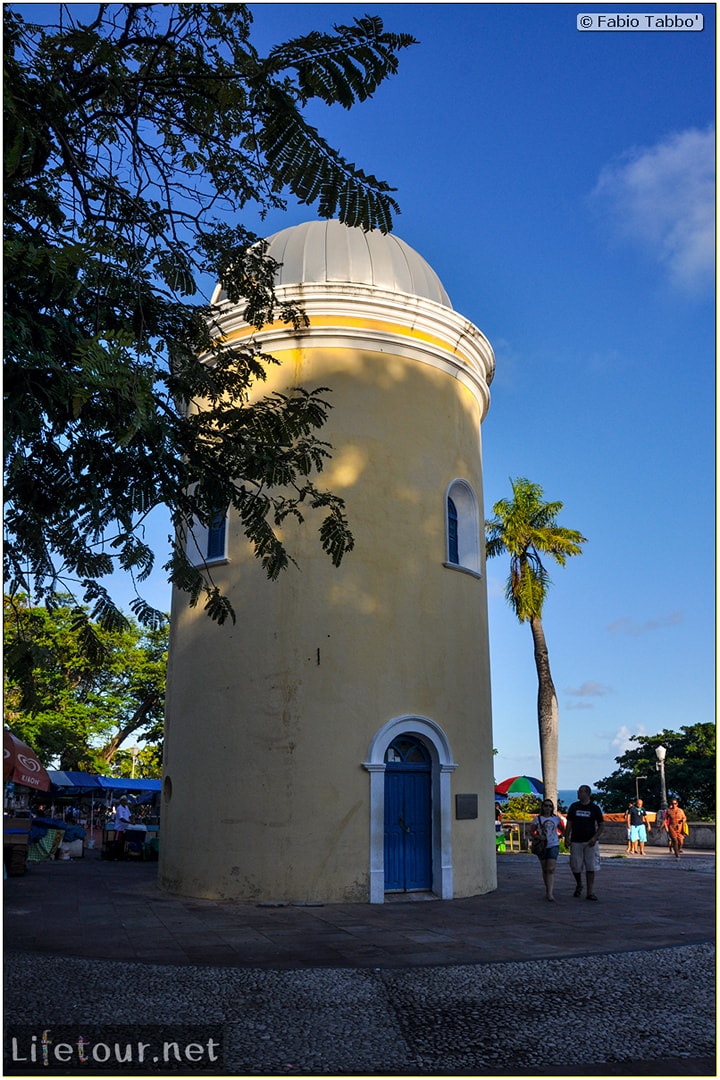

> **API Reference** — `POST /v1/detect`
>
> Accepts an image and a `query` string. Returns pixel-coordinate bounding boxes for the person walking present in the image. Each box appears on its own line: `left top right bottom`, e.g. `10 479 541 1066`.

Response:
663 797 688 858
624 799 634 854
628 797 652 855
655 805 673 853
565 785 604 900
531 799 565 901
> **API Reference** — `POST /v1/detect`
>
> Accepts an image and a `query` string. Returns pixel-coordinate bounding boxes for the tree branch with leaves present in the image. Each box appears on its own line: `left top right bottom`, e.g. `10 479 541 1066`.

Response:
4 5 416 647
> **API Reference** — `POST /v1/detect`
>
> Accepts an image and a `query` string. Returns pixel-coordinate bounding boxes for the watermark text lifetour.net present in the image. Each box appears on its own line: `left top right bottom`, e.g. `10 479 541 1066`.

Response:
5 1026 224 1074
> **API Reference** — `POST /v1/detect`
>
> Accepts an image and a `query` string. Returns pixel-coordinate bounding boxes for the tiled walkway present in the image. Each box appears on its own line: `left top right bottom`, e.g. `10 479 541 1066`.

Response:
5 844 714 969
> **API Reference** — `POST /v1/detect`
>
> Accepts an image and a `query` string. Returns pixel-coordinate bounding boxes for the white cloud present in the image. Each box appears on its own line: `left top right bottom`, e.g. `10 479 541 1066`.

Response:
565 680 612 698
609 724 647 756
592 126 715 294
606 611 682 636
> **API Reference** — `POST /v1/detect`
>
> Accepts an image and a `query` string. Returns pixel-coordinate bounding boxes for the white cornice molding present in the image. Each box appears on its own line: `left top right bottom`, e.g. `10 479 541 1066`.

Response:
210 284 495 419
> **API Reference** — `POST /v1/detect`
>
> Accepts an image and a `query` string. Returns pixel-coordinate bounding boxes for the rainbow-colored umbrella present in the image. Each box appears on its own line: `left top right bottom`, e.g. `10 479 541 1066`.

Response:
495 775 544 798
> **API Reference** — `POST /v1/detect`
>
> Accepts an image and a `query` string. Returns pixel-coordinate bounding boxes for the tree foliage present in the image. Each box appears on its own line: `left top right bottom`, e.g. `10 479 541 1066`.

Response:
4 4 416 637
4 593 168 771
486 478 587 623
111 743 162 780
485 478 587 808
594 724 715 820
498 794 543 820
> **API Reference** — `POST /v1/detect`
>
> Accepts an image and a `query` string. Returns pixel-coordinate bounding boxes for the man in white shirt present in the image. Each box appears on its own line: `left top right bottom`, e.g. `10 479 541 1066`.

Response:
111 796 132 859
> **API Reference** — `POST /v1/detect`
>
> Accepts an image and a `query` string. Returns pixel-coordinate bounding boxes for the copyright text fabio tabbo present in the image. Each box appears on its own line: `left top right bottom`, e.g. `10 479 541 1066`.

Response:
578 12 704 30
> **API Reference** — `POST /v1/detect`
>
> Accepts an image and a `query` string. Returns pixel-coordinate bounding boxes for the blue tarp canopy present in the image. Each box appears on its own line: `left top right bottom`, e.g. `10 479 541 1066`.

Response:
47 772 160 795
47 771 101 793
95 776 161 794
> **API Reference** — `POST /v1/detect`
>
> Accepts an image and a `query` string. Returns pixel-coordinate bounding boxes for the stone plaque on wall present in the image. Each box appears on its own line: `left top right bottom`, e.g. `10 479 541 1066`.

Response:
455 794 478 820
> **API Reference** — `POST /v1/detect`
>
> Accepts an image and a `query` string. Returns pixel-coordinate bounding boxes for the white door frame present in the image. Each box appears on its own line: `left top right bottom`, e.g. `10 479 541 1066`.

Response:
364 715 458 904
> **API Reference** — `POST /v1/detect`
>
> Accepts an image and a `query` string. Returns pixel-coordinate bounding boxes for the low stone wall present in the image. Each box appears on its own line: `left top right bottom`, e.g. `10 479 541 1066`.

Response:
599 820 715 850
511 820 715 851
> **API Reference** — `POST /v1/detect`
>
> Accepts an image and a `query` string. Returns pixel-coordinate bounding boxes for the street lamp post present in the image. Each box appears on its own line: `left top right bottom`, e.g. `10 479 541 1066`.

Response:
635 774 647 801
655 744 668 809
130 745 140 780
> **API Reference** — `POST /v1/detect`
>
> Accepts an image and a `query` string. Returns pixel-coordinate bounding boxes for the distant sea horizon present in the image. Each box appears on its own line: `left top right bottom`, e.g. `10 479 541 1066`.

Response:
558 788 608 809
497 788 606 810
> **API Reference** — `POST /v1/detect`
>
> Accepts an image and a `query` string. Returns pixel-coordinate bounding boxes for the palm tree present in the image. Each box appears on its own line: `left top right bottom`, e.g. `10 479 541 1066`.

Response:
485 478 587 808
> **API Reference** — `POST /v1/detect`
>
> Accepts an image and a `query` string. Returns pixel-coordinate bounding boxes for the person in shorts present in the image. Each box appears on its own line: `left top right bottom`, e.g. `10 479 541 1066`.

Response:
531 799 566 901
628 797 651 855
565 785 604 900
663 797 688 858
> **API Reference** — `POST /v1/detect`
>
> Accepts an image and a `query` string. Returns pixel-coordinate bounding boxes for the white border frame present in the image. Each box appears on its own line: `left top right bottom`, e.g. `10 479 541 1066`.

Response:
364 715 458 904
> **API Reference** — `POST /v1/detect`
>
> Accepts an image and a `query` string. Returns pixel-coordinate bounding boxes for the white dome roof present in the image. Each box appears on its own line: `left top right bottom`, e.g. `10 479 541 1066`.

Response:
263 219 453 309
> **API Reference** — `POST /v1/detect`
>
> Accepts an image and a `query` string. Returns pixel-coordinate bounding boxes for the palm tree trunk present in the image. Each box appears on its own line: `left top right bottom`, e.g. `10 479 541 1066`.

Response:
530 616 559 809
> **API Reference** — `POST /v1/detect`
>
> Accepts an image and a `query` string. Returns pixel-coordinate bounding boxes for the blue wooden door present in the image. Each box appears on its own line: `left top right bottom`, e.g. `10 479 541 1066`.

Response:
384 737 432 892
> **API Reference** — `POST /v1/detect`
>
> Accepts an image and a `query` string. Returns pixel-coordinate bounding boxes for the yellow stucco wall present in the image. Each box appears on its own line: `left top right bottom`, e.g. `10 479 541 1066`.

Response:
160 341 496 902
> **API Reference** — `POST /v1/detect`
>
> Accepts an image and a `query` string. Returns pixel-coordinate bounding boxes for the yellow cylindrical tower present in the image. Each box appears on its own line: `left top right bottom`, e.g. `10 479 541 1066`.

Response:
160 220 497 903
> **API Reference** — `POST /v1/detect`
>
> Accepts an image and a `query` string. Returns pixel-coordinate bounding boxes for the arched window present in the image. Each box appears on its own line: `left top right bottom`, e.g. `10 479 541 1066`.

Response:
385 736 431 766
447 498 459 565
186 509 228 566
445 480 481 576
206 510 227 561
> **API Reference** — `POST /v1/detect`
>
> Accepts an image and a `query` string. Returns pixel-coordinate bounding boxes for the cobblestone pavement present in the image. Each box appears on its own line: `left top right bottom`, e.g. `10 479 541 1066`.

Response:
4 847 715 1076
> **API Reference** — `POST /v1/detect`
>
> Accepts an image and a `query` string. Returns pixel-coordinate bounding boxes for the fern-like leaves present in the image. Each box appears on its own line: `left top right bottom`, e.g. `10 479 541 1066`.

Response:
257 87 399 231
264 17 417 109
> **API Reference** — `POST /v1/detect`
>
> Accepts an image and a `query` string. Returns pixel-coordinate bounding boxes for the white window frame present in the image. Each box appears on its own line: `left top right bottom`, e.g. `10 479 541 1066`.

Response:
186 512 229 567
444 479 481 577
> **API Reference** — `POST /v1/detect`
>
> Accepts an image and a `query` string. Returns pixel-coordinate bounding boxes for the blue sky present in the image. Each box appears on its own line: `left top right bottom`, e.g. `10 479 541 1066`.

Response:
67 2 714 789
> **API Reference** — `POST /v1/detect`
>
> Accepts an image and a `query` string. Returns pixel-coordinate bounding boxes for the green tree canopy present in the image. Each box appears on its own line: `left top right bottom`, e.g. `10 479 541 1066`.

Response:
594 724 715 820
4 593 168 772
497 794 543 820
4 4 415 635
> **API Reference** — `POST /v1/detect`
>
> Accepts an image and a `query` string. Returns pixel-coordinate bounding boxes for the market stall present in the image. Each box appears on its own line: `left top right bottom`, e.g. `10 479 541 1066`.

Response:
4 730 52 875
95 777 161 860
46 770 102 848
